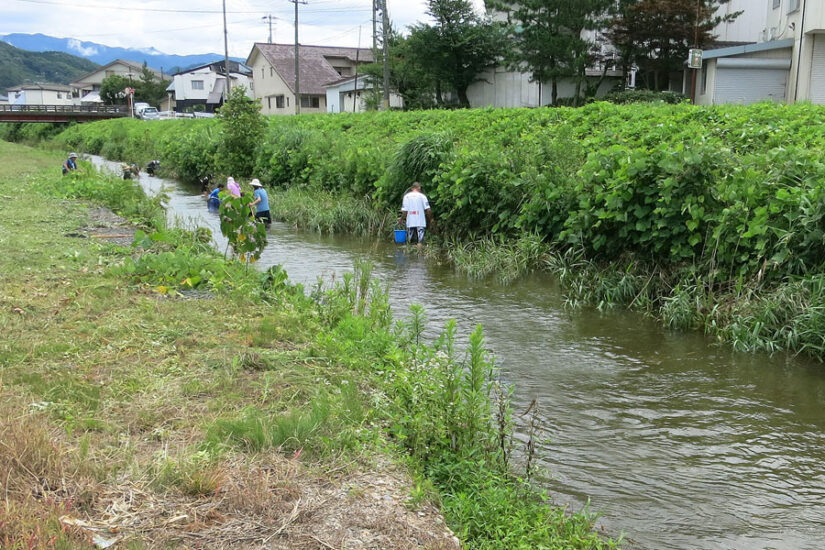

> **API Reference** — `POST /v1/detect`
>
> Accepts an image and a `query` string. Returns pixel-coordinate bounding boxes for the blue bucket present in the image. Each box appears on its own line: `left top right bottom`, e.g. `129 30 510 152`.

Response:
394 229 407 244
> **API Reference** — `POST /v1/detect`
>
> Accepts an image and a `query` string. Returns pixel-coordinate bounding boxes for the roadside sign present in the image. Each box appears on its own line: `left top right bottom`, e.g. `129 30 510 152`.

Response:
688 49 703 69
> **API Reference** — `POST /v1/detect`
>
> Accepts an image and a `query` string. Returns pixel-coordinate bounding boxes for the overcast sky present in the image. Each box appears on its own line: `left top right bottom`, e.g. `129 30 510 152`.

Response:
4 0 487 59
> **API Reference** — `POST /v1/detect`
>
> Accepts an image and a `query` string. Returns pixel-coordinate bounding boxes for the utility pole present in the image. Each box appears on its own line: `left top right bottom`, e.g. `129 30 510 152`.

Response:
290 0 307 115
262 14 276 43
372 0 379 51
353 26 361 112
689 0 699 103
381 0 390 109
223 0 231 101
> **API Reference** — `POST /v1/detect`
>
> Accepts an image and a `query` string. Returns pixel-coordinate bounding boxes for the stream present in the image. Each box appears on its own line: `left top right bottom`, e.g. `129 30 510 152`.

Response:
93 157 825 550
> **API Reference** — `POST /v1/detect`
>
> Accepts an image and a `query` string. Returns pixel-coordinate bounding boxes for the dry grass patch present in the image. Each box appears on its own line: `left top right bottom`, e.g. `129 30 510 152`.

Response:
0 405 100 549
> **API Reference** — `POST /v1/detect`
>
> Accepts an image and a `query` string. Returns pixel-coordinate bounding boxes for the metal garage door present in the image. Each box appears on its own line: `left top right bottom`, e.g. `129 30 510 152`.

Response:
714 58 789 105
810 35 825 104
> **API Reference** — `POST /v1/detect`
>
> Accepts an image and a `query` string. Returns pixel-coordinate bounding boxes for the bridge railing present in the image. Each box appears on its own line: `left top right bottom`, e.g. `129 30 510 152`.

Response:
0 104 130 115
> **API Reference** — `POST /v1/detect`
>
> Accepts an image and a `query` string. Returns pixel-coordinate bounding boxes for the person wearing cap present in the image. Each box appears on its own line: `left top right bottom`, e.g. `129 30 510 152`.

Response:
62 152 78 175
400 181 432 247
227 176 241 198
248 179 271 227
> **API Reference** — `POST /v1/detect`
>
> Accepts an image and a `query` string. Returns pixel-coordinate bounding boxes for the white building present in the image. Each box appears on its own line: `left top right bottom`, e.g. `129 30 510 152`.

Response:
467 65 622 108
324 75 403 113
166 60 253 113
467 11 624 107
694 0 825 105
7 83 75 105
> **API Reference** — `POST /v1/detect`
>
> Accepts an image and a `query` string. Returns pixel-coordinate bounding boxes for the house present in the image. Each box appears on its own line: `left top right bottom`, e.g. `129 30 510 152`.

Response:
166 60 253 113
0 94 9 105
70 59 164 104
247 43 373 115
693 0 825 105
7 83 75 105
324 74 403 113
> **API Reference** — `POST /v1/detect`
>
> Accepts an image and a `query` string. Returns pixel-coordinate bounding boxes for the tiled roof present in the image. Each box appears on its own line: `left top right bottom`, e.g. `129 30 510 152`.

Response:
71 59 162 87
7 82 75 92
252 43 373 94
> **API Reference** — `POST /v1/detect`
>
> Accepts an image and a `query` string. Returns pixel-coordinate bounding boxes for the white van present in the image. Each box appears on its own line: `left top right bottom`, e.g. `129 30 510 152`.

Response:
133 102 151 117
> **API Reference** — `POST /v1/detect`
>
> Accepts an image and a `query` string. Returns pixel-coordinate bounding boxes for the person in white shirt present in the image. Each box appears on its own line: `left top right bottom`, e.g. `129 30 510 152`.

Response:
400 182 432 247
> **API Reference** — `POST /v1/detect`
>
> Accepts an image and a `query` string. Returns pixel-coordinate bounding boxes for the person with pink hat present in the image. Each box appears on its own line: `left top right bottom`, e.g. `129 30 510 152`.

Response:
226 176 241 198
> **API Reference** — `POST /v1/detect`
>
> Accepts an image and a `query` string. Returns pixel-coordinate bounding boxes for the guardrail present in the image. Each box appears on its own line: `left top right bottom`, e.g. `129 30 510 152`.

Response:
0 104 131 122
0 104 129 114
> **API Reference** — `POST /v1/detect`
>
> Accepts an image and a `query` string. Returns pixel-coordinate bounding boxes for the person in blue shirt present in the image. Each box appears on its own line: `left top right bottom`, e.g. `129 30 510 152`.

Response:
207 183 224 211
62 152 78 175
249 179 271 227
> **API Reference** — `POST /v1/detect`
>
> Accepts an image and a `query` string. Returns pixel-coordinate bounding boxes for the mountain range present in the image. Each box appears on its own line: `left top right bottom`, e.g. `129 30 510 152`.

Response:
0 40 99 92
0 33 244 75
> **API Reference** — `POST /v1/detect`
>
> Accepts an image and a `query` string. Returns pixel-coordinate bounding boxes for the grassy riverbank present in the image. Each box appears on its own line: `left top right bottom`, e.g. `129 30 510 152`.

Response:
0 141 617 548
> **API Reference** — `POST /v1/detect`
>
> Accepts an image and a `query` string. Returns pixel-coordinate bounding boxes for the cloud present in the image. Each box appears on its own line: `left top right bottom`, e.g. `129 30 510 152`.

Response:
2 0 489 59
67 38 98 56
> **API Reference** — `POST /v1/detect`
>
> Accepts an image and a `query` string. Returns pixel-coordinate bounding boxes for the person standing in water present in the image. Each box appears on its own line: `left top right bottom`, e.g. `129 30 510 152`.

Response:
400 181 432 248
249 179 271 227
227 176 241 198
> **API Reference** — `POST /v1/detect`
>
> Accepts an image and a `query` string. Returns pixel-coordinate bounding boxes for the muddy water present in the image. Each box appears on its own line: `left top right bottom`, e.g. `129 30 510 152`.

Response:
94 158 825 550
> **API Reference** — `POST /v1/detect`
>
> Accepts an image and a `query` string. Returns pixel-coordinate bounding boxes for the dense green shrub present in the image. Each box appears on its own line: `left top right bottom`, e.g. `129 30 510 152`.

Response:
45 101 825 290
216 87 267 177
603 89 686 104
253 126 312 187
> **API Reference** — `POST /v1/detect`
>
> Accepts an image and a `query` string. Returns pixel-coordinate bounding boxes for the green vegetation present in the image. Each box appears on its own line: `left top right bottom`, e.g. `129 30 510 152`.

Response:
0 142 617 548
35 102 825 360
0 40 99 92
99 65 171 108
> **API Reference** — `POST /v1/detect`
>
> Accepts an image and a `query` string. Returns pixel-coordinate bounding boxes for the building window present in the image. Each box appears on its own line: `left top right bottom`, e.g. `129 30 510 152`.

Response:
105 70 115 77
300 96 320 108
192 80 204 90
270 67 274 77
701 64 708 95
276 95 285 108
788 0 799 13
268 97 271 109
57 92 62 99
773 0 780 8
261 67 264 78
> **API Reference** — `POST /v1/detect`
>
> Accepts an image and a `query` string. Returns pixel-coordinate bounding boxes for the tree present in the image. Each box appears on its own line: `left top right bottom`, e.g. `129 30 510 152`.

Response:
406 0 507 107
607 0 741 91
99 67 170 106
99 74 131 105
216 86 266 177
362 30 439 110
134 64 170 107
495 0 612 105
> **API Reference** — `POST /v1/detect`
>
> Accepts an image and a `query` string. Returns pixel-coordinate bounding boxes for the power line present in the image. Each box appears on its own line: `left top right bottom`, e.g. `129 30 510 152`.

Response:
73 18 260 38
10 0 267 14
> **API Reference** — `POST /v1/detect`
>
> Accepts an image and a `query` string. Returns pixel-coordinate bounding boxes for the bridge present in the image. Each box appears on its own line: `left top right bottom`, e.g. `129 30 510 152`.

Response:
0 104 130 123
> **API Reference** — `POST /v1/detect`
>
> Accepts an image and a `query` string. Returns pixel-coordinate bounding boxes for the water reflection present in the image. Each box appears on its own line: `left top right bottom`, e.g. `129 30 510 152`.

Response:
91 156 825 550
